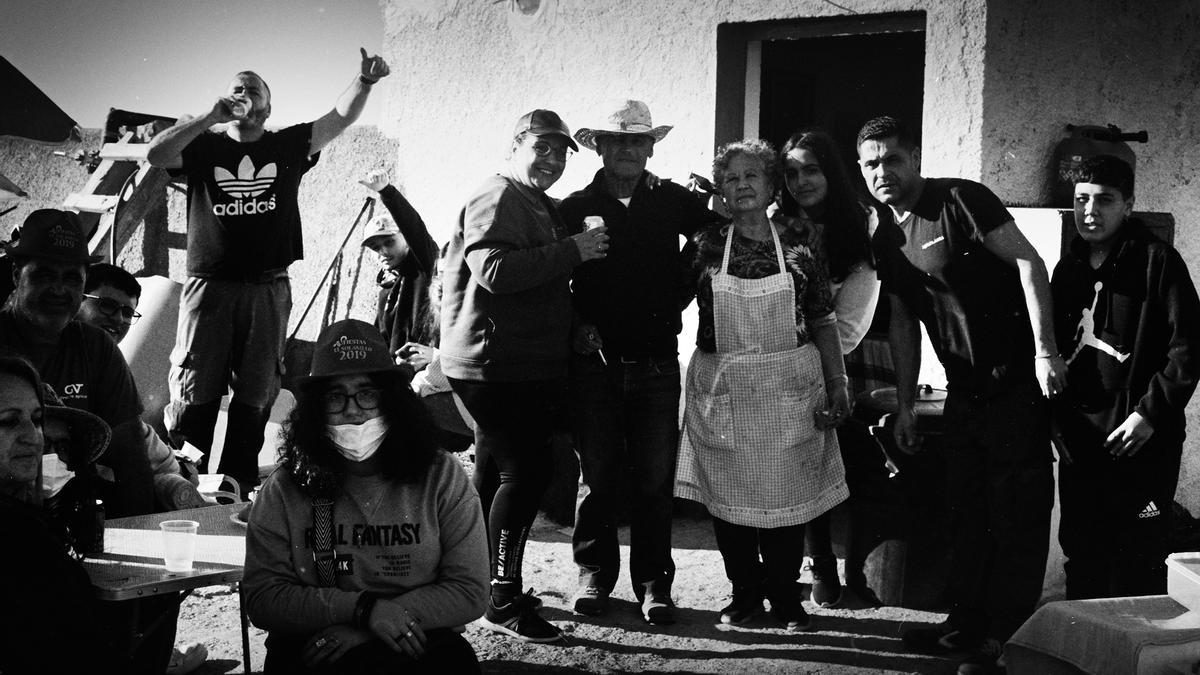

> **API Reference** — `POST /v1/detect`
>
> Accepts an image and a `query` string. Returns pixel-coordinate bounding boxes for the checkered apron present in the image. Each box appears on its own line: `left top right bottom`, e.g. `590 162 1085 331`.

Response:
675 224 847 528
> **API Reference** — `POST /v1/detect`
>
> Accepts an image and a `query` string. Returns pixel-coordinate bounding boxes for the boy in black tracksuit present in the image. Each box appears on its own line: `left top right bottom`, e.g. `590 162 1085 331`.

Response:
1051 155 1200 600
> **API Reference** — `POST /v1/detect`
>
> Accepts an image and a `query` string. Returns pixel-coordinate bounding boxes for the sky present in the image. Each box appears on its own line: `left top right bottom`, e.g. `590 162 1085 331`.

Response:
4 0 384 129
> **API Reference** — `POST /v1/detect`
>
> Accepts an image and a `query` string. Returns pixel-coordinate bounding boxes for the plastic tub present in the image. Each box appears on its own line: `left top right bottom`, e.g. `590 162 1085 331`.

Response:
1165 552 1200 613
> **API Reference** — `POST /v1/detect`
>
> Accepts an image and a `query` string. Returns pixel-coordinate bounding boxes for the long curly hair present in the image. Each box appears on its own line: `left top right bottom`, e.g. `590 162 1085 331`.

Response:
780 129 873 282
278 370 440 498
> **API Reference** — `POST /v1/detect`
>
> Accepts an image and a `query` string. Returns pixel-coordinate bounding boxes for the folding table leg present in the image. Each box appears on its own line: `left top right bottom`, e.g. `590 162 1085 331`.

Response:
239 583 252 673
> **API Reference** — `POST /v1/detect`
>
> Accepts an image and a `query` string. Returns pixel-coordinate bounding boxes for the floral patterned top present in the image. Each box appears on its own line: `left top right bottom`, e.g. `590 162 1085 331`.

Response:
687 221 835 353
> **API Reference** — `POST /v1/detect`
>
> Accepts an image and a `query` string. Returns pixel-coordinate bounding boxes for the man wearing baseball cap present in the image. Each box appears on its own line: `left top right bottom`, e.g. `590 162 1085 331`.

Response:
0 208 154 517
559 100 722 624
357 171 439 376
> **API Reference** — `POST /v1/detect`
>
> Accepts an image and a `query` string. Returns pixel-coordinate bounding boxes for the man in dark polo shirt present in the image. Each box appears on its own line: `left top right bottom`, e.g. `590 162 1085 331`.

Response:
147 49 390 493
0 209 154 517
859 116 1067 675
559 100 722 625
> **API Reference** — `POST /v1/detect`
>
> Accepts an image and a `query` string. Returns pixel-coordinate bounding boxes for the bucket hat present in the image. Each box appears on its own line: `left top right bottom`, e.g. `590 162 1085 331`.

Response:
513 109 578 151
302 319 402 383
574 99 672 152
3 209 102 265
41 384 111 466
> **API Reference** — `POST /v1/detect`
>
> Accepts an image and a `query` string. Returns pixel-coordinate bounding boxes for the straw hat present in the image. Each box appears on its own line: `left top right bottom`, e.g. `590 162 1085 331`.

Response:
41 384 110 466
573 99 673 152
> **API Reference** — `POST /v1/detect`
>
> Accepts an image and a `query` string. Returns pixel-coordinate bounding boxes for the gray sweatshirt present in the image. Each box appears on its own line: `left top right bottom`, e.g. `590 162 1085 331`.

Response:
243 451 488 635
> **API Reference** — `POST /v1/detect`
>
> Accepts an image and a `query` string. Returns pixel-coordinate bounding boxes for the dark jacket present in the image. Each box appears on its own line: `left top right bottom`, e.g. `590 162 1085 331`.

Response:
1052 218 1200 448
560 170 721 358
440 174 581 381
373 185 439 353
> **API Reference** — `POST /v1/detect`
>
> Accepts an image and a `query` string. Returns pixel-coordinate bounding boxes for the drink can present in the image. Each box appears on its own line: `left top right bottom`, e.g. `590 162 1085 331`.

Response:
584 216 604 231
228 98 250 119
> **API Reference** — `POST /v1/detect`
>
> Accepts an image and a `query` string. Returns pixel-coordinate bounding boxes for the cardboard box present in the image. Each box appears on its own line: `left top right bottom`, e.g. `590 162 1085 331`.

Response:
1166 552 1200 613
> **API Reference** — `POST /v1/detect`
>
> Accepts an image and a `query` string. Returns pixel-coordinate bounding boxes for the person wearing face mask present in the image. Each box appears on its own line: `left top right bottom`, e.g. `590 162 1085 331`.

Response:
0 356 123 674
440 109 609 642
243 319 488 674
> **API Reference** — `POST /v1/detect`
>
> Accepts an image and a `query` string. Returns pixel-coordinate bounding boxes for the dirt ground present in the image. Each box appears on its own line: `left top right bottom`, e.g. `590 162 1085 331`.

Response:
178 511 959 675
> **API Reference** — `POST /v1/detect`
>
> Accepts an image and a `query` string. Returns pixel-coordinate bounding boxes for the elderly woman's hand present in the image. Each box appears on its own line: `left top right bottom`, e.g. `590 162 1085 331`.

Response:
572 226 610 262
302 624 373 667
814 378 851 430
367 598 427 658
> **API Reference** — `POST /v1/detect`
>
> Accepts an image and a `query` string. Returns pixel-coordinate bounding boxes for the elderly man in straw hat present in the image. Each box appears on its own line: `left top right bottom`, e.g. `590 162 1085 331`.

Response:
560 100 722 625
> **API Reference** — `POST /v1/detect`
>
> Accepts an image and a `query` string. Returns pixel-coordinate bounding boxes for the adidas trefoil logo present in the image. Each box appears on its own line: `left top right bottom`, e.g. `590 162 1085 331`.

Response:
1137 500 1160 519
212 156 278 216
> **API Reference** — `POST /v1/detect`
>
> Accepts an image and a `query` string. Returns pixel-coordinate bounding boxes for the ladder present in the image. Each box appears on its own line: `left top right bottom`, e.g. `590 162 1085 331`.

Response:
62 131 174 264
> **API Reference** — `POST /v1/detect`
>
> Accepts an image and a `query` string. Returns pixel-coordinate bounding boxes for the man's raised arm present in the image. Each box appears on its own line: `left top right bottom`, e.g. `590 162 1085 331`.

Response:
309 48 391 156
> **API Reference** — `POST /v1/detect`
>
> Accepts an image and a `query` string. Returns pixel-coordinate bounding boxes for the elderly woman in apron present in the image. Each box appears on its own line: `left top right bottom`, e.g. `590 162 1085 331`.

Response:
676 139 850 631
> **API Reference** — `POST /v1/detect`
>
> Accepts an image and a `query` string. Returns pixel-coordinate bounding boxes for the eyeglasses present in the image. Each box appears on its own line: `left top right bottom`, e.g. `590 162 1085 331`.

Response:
530 140 573 162
321 388 382 415
83 294 141 325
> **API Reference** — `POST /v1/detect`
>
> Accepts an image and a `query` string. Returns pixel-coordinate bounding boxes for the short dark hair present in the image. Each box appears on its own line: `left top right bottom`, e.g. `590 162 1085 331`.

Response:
713 139 780 191
85 263 141 299
1068 155 1135 200
234 70 271 98
278 370 440 498
855 115 919 150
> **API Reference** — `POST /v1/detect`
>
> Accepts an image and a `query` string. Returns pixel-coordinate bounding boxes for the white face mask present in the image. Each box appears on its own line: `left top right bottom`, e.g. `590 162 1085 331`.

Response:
326 416 390 462
41 454 75 499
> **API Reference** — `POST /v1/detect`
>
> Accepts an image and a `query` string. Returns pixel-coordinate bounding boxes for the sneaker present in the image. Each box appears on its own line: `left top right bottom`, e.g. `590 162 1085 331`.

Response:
641 590 676 625
956 638 1005 675
165 643 208 675
719 595 763 625
903 624 983 654
806 556 844 608
479 597 563 643
572 585 610 616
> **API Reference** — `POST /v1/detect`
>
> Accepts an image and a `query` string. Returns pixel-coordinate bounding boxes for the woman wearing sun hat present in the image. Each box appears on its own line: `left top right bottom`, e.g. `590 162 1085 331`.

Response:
244 319 488 673
439 109 610 642
0 356 124 674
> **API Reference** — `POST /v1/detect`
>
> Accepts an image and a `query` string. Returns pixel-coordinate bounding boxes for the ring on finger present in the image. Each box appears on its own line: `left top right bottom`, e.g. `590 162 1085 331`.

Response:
314 637 328 648
405 630 414 638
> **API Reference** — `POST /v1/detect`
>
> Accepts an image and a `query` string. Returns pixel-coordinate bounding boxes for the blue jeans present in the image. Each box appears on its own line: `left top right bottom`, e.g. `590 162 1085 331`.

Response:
569 353 680 598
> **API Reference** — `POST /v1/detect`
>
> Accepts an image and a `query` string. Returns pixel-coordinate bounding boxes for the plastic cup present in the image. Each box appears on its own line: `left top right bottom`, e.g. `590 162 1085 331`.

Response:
160 520 200 572
584 215 605 231
225 97 250 120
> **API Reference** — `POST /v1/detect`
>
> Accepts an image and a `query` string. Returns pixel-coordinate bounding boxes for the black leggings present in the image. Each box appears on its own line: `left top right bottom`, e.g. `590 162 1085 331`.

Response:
449 377 564 599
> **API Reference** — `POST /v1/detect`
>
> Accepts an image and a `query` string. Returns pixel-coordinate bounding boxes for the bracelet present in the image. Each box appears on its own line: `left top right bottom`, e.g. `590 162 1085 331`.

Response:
825 374 848 385
353 592 379 628
1034 353 1059 359
358 75 377 86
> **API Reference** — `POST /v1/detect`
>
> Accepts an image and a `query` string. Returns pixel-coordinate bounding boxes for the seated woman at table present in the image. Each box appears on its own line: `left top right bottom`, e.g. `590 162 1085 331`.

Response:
244 319 489 674
0 356 122 674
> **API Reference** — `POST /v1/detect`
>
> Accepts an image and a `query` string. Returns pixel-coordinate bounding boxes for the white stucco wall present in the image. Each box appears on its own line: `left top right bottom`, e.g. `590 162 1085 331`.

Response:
378 0 991 241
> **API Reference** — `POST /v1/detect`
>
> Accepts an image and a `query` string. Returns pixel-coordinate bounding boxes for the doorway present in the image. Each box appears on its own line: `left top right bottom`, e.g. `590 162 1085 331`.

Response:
715 13 925 193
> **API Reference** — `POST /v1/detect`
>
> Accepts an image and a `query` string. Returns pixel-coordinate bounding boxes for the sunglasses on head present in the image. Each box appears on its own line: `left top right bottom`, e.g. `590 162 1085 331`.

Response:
83 294 141 324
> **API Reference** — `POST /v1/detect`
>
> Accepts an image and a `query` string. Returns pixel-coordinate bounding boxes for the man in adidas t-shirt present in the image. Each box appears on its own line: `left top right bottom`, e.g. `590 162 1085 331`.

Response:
148 48 391 493
1051 155 1200 599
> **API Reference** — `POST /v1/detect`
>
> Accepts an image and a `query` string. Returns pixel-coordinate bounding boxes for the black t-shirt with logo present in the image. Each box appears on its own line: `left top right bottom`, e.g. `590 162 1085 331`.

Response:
176 123 318 279
874 177 1035 395
0 310 143 428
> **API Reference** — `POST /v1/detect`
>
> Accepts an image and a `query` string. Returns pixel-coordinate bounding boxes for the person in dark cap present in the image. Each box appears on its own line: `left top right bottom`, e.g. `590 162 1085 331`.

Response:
440 109 609 642
147 49 391 496
244 319 487 674
0 209 154 517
